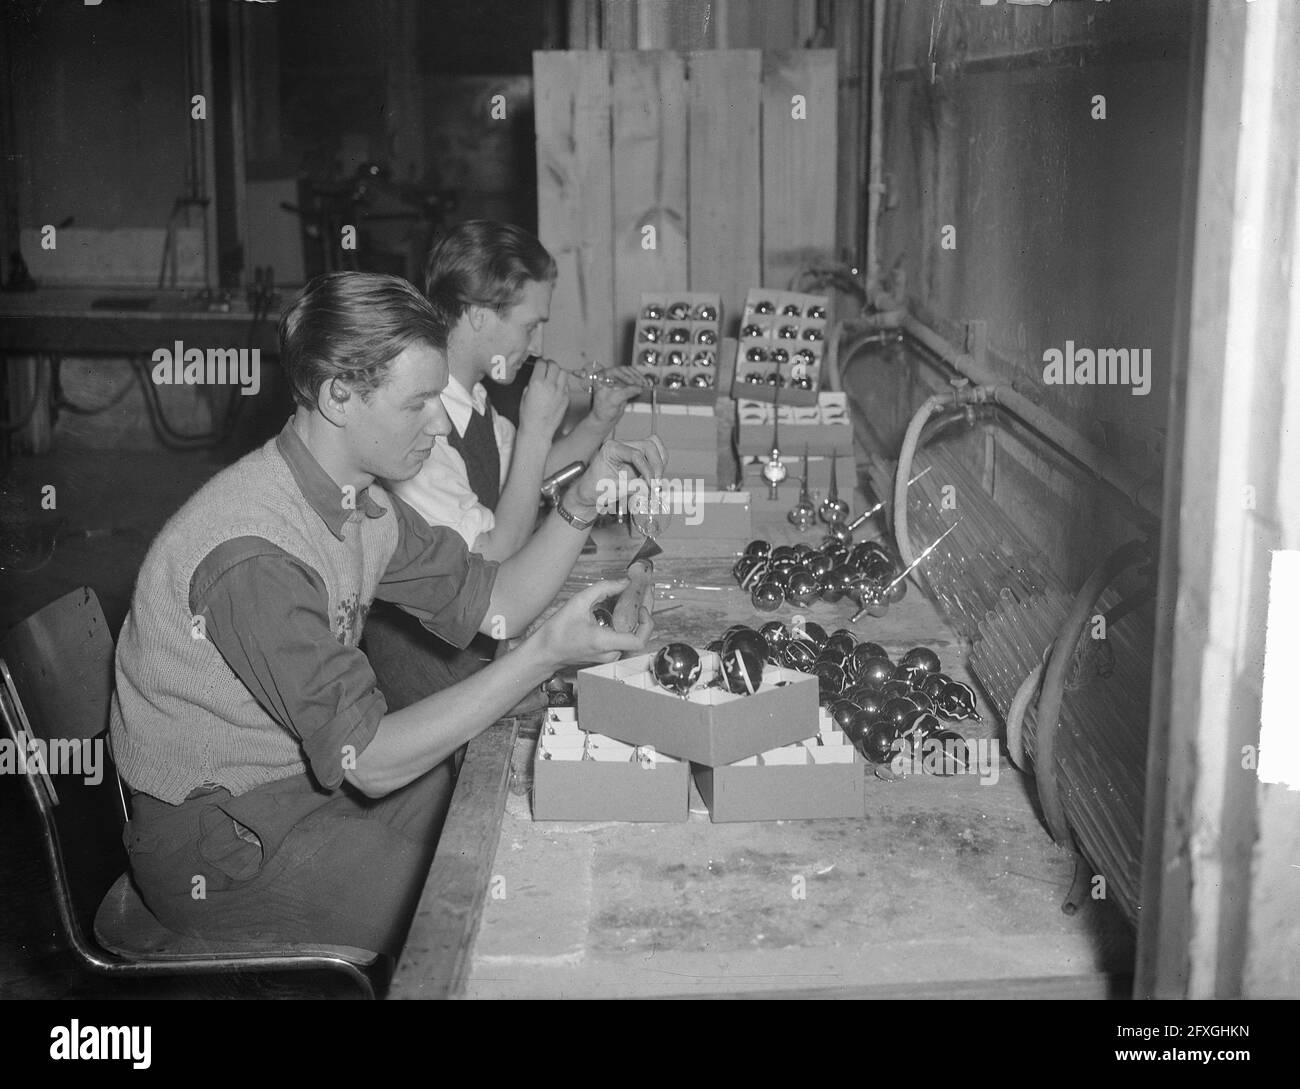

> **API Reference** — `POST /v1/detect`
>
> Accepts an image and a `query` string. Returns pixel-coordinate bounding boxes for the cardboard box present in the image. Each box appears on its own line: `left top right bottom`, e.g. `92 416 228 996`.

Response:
615 403 719 449
668 448 724 483
693 732 867 822
736 393 852 456
532 712 689 822
656 489 751 540
575 651 819 766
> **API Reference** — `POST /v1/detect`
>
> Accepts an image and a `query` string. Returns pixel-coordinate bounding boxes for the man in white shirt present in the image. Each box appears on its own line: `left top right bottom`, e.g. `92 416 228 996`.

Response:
363 221 648 711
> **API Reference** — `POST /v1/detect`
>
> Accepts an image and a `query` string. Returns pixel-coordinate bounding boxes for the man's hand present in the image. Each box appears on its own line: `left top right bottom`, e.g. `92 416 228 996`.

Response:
518 358 570 440
590 365 652 426
569 436 668 511
530 579 654 667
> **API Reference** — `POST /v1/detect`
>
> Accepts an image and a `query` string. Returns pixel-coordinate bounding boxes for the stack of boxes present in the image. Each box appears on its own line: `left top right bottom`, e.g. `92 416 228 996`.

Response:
533 706 690 822
613 400 753 542
532 650 865 823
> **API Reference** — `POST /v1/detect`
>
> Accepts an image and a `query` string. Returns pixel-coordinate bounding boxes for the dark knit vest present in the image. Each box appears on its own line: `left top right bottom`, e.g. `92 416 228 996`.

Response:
445 405 501 510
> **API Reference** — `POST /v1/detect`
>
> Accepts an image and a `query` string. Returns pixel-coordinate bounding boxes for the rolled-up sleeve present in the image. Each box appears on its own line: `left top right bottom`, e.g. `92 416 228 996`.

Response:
376 491 500 648
389 436 496 548
190 538 385 791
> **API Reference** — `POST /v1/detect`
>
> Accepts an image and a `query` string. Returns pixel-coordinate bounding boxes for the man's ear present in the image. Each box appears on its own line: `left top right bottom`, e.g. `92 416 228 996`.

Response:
316 377 352 426
466 305 490 332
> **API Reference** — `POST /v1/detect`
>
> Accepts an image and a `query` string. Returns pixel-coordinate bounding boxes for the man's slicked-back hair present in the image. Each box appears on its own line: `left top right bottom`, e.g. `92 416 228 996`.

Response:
279 271 447 409
423 220 557 323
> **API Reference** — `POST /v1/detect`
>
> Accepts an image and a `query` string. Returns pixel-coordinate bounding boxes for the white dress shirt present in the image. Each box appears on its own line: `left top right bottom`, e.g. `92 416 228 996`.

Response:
389 374 516 547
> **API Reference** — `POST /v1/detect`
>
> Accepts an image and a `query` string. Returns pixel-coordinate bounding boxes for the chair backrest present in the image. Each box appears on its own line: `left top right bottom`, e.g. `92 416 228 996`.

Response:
0 586 128 942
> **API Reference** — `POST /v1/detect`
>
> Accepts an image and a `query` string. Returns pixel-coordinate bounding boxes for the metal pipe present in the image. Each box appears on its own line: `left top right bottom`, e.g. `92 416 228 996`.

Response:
865 0 886 295
900 313 1161 527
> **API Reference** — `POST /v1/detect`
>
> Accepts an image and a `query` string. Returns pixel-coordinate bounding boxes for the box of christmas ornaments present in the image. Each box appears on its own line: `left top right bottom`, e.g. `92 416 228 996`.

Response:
573 637 819 767
693 705 866 822
557 618 984 821
631 293 722 405
729 289 830 407
532 706 690 822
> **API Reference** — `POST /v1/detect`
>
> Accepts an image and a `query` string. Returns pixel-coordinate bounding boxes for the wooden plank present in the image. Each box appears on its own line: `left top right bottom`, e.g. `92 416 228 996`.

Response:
1135 0 1206 1002
1141 0 1298 1000
602 0 638 49
687 50 762 338
638 0 717 50
387 718 518 1000
761 49 838 291
534 51 616 371
717 0 806 50
611 51 689 368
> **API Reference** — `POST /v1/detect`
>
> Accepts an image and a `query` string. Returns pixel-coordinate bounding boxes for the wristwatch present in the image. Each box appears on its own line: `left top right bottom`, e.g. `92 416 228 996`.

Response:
555 491 597 531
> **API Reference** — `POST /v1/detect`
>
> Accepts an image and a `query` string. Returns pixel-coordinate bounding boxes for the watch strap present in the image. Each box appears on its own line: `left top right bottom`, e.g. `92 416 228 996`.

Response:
555 493 597 531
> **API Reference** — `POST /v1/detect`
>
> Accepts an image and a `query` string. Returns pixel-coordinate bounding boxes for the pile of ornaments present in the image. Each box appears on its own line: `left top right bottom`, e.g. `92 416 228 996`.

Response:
694 621 980 769
651 626 770 697
732 537 904 616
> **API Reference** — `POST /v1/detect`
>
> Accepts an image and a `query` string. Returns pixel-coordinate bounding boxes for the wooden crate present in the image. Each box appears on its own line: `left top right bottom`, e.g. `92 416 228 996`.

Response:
533 48 838 376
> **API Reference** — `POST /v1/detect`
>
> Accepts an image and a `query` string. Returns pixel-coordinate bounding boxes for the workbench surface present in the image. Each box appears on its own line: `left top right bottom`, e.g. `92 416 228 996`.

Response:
0 288 282 354
390 479 1135 1000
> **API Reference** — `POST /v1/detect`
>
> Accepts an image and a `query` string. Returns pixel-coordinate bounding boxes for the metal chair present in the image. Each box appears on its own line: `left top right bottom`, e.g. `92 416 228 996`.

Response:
1 586 386 999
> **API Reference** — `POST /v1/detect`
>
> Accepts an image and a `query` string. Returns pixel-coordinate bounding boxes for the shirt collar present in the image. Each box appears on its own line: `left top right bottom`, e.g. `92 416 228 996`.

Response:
275 418 387 541
440 374 490 435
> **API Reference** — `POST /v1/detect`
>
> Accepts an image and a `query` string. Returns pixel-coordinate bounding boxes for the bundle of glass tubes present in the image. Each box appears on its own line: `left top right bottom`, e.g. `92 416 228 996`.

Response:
894 442 1151 923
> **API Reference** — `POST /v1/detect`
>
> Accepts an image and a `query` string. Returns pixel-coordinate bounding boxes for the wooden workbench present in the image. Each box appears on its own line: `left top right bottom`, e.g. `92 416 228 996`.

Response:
390 474 1136 1000
0 289 282 356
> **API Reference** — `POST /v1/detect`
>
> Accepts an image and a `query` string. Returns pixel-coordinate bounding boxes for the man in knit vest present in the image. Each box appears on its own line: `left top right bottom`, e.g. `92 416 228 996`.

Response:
109 272 664 957
363 221 649 711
